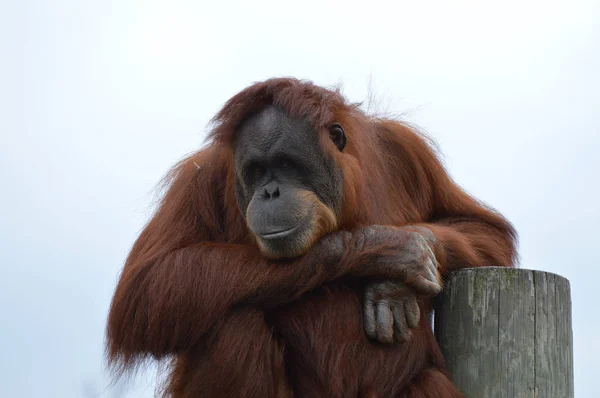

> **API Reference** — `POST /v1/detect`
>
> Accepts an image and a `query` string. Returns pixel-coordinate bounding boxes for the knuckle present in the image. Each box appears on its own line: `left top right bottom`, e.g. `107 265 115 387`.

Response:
408 230 427 245
362 226 378 237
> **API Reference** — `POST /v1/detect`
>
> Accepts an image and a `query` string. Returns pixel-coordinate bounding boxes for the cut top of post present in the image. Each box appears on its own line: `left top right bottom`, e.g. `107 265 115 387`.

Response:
434 267 573 398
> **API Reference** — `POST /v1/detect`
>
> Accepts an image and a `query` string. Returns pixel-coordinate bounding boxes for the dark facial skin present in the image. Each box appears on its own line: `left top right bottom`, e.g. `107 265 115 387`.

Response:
232 106 343 259
232 108 441 343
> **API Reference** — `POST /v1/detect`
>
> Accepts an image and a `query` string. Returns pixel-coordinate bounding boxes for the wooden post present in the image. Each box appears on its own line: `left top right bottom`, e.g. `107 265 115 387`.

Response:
434 267 573 398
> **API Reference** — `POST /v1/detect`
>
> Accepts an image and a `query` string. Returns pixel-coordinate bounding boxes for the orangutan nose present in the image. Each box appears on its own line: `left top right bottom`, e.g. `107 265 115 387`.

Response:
262 182 280 200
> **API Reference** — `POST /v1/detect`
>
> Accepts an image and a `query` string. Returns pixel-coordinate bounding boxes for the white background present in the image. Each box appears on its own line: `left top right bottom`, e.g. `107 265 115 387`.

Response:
2 0 599 396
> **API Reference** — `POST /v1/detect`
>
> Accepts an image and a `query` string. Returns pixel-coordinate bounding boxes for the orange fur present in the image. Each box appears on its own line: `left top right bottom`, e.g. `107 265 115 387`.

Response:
106 78 517 397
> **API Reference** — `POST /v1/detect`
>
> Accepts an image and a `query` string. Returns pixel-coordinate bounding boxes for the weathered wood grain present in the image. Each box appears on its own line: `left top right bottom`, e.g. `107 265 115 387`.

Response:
434 267 573 398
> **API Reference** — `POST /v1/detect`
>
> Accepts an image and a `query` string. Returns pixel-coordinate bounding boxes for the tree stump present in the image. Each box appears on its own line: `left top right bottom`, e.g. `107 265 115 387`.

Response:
434 267 573 398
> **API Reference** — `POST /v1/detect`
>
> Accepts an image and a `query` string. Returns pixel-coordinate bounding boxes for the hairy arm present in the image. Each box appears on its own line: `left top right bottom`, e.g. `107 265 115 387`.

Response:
364 121 518 344
106 224 433 369
413 218 517 273
373 120 518 279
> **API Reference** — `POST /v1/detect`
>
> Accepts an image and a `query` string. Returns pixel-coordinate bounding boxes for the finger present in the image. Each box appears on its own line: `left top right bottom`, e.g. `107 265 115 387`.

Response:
365 288 377 339
405 297 420 329
423 240 436 259
364 288 377 339
392 305 411 342
423 257 439 284
410 275 442 296
376 300 393 344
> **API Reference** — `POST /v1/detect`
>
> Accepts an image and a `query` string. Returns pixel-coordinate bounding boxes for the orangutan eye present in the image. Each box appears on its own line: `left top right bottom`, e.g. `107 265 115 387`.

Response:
281 159 292 169
329 123 347 152
247 163 265 181
254 165 265 179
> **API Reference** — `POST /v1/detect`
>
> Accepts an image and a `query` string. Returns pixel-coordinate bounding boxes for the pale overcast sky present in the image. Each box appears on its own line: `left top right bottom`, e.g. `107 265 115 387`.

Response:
2 0 599 396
